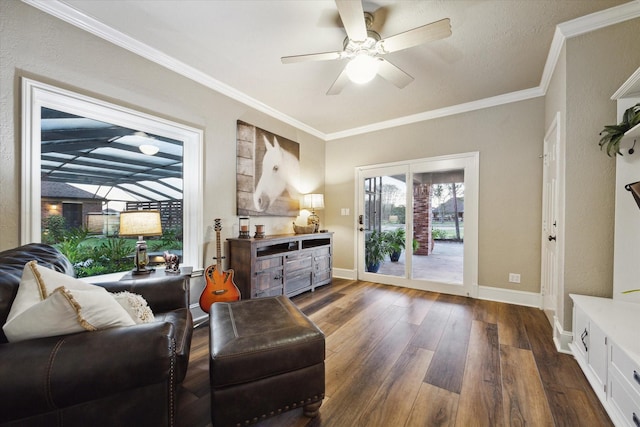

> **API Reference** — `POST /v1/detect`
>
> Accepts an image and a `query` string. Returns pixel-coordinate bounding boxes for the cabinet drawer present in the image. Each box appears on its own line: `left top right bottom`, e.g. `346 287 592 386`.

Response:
286 254 312 272
286 272 312 293
257 256 283 270
611 341 640 397
609 369 640 427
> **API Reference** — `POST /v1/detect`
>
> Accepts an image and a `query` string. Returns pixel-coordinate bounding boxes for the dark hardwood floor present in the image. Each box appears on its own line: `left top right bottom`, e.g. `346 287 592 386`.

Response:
176 279 612 426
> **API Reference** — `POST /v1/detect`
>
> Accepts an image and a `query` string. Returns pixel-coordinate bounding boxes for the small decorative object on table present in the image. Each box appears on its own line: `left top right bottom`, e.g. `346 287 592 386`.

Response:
254 224 266 239
163 251 180 273
293 222 316 234
238 216 251 239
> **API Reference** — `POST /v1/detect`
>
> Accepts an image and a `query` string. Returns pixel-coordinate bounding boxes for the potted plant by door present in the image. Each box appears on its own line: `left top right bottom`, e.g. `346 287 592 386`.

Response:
365 230 389 273
385 228 406 262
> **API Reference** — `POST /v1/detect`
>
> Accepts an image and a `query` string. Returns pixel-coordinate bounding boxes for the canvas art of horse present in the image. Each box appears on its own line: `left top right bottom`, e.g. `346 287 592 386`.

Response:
253 135 300 213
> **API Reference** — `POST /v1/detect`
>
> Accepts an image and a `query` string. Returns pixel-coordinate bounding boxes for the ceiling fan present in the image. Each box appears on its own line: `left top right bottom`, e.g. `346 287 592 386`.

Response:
281 0 452 95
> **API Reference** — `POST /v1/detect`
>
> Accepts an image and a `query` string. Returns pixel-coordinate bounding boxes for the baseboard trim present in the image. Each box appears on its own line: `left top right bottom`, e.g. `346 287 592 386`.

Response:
554 316 573 354
477 285 542 308
332 268 357 280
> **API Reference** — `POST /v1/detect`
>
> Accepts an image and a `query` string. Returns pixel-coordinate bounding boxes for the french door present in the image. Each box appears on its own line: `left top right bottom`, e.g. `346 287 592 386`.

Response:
357 153 479 297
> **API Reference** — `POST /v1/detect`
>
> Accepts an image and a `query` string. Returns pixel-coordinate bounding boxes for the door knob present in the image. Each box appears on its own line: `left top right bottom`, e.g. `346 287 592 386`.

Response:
359 227 364 232
548 235 556 241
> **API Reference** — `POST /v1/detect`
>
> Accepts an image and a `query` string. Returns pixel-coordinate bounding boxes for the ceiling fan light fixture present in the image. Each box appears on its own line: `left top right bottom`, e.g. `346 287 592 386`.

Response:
345 54 379 84
139 144 160 155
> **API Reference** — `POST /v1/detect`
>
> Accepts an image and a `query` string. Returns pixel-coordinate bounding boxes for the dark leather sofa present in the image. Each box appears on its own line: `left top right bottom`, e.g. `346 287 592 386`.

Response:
0 243 193 427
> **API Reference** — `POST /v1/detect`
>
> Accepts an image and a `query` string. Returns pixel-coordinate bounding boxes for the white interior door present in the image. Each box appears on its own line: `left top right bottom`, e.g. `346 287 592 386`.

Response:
541 113 562 325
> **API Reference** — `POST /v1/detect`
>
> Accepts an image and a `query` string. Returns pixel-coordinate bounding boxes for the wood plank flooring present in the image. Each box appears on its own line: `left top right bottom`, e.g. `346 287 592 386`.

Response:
176 279 612 427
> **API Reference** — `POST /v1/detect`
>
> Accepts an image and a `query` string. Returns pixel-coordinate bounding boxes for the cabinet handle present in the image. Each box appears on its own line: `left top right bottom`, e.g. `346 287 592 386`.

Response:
580 329 588 352
633 412 639 427
634 370 640 386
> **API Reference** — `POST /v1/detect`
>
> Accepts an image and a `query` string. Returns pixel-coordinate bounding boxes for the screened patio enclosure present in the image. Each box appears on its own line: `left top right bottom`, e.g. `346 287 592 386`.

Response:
40 107 184 234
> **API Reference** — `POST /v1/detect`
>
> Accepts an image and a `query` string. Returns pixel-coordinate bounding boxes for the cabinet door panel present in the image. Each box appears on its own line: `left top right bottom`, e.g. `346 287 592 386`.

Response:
573 305 589 361
314 254 331 272
589 320 608 390
255 267 283 295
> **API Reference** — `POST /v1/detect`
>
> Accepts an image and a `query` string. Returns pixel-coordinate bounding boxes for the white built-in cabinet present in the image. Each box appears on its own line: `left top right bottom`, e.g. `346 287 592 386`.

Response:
570 295 640 427
570 67 640 427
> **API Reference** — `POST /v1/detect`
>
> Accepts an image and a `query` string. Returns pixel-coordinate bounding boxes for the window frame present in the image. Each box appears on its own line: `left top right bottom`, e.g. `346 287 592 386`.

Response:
21 78 204 271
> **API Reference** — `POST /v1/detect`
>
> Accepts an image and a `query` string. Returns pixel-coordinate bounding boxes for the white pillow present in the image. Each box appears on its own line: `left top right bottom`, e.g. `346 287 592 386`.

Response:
3 286 135 343
2 261 136 342
112 291 155 324
5 261 49 324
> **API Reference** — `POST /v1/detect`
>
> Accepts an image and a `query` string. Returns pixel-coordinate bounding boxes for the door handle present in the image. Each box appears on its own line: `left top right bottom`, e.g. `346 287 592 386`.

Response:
359 227 364 232
548 235 556 241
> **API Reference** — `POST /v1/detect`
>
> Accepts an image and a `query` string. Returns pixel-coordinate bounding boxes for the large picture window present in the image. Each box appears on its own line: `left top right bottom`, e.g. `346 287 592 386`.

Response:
22 79 203 276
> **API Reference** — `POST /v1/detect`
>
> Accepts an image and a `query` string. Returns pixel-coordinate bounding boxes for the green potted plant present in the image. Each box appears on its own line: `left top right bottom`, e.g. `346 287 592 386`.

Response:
365 230 390 273
384 228 406 262
598 103 640 156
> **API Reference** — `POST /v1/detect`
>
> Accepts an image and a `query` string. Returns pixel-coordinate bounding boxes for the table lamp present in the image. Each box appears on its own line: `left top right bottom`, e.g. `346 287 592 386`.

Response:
119 210 163 275
301 194 324 232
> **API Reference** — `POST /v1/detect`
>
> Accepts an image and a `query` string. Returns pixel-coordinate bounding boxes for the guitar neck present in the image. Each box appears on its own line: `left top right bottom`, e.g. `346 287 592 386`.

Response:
215 229 223 270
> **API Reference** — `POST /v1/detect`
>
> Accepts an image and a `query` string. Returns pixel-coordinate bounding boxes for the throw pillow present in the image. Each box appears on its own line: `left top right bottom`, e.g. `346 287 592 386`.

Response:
3 285 135 343
112 291 155 324
3 261 136 342
5 261 49 324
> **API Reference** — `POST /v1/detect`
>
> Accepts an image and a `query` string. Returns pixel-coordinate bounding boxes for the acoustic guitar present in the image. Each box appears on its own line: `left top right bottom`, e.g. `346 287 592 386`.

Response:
199 219 241 313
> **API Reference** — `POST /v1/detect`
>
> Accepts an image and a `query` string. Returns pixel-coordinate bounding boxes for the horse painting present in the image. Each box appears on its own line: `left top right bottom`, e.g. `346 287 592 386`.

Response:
253 135 300 213
236 121 301 217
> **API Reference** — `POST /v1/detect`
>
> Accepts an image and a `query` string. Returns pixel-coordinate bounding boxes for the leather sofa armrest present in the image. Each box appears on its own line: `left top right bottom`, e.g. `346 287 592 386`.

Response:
93 274 189 312
0 321 176 423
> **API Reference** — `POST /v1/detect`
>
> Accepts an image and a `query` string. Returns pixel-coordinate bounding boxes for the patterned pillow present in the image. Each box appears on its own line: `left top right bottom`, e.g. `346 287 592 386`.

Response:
112 291 155 324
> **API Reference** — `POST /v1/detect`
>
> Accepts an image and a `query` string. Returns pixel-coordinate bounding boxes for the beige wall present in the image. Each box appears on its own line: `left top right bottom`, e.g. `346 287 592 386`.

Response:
0 1 325 263
560 19 640 329
325 98 545 293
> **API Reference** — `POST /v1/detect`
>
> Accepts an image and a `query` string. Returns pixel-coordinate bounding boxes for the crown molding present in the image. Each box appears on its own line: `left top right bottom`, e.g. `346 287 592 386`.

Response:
325 87 545 140
539 1 640 94
21 0 325 140
612 65 640 99
22 0 640 141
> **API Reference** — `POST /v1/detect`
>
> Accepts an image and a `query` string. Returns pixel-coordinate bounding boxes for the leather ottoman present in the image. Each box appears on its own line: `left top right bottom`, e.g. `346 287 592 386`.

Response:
209 296 325 426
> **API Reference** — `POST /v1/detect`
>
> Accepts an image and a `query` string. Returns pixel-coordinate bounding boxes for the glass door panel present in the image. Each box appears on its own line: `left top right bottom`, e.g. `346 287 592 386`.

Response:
411 170 464 284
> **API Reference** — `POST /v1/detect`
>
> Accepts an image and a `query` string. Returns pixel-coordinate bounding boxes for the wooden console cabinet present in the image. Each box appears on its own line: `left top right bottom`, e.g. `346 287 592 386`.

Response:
227 232 333 299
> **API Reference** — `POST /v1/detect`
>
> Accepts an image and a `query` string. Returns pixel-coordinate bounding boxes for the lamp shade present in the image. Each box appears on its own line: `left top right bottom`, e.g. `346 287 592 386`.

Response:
119 210 163 237
301 194 324 210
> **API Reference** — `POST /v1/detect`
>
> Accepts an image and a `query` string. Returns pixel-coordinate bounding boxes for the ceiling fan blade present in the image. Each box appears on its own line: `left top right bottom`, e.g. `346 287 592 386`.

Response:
281 51 342 64
380 18 452 53
377 59 414 89
326 67 351 95
335 0 367 41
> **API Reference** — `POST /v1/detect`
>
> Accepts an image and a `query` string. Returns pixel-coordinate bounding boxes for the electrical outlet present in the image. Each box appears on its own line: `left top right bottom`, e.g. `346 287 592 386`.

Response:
509 273 521 283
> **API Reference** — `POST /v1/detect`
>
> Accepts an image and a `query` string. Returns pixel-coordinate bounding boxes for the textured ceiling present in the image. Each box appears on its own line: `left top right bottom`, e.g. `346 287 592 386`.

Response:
41 0 637 137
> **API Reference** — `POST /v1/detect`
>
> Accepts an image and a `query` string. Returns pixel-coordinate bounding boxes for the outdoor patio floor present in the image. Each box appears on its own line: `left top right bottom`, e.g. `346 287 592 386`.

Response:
377 241 463 283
